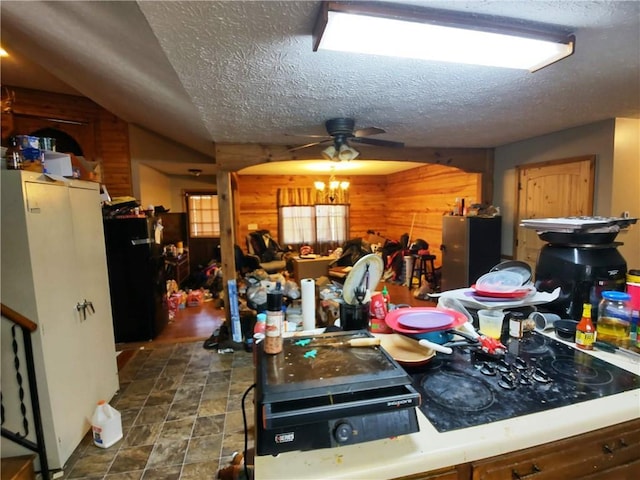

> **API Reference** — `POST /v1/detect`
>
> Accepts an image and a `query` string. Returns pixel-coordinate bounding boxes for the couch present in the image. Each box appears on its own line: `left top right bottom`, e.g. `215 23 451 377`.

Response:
245 230 287 273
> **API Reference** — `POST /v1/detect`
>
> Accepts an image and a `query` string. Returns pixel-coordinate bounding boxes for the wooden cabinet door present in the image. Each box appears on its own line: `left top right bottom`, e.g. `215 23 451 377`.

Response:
515 156 594 273
392 466 463 480
471 419 640 480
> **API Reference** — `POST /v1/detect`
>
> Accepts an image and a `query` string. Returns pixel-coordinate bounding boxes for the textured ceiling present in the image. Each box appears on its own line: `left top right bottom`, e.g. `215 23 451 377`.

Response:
1 1 639 176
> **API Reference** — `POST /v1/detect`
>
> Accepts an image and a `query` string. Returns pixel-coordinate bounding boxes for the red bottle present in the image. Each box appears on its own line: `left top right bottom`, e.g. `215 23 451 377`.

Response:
575 303 595 350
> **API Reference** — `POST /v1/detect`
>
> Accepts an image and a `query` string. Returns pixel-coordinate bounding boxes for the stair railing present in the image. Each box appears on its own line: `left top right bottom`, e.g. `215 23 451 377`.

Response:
1 303 50 480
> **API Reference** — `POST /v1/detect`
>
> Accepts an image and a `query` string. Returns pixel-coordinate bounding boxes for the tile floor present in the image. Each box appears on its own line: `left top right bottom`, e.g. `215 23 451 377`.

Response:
56 280 431 480
60 342 254 480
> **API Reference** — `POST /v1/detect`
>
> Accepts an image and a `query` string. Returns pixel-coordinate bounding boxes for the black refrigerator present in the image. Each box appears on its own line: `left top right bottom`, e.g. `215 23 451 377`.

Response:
440 216 502 291
103 216 168 343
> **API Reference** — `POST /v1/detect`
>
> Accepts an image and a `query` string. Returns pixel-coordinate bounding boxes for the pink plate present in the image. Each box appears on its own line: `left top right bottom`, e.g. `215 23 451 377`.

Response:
471 285 534 299
384 307 467 334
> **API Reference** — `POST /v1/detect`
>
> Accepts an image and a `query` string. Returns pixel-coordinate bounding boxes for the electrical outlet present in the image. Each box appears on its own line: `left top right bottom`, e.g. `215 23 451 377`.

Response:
248 223 258 230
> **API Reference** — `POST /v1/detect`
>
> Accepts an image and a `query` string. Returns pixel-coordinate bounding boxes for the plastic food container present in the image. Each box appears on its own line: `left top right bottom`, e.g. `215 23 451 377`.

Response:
597 291 632 346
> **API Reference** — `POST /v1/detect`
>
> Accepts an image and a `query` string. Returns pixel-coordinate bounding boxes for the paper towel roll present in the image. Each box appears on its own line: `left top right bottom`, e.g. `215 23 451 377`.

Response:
301 278 316 331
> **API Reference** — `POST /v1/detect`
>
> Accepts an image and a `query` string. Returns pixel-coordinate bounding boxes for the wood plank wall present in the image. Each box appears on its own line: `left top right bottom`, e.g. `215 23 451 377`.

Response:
3 86 132 198
236 164 481 266
5 87 488 268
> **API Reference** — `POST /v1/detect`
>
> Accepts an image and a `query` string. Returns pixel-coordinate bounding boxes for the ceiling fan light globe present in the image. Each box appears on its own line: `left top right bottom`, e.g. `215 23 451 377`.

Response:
338 144 359 161
322 145 337 160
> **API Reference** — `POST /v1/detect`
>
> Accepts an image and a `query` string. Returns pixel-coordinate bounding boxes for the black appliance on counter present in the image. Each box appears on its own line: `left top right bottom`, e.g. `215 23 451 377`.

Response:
535 242 626 321
525 216 637 321
255 331 420 456
104 216 168 343
408 331 640 432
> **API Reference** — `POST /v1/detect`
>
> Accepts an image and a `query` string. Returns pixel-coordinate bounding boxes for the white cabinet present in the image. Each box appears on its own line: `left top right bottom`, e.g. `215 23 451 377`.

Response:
1 170 119 470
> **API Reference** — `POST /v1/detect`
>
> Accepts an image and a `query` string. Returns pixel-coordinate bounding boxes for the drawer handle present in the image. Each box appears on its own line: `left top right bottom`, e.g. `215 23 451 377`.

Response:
512 464 541 479
603 439 629 454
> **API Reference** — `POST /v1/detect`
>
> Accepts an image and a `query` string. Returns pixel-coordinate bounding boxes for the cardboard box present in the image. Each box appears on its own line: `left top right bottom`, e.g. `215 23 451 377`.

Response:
43 151 73 177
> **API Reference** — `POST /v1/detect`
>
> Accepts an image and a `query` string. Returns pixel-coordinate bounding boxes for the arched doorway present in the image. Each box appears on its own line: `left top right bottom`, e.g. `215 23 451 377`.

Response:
29 127 84 156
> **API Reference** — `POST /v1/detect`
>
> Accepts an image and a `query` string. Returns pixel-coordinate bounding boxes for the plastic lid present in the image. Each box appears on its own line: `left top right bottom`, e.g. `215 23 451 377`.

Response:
601 291 631 301
476 271 522 292
256 312 267 323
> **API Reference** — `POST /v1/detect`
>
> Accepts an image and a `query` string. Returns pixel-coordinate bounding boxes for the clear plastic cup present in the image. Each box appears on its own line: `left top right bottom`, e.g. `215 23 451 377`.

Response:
478 309 504 339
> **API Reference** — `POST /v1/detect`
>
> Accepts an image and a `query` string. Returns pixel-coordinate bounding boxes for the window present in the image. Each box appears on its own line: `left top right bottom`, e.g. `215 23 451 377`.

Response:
186 192 220 237
280 206 316 244
279 204 349 251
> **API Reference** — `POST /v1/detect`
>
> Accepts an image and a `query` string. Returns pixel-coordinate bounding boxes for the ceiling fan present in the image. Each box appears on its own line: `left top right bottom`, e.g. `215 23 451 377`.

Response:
287 118 404 161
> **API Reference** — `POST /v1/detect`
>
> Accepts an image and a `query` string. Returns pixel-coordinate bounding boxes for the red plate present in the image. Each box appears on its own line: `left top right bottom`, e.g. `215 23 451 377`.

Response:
384 307 468 334
471 285 534 299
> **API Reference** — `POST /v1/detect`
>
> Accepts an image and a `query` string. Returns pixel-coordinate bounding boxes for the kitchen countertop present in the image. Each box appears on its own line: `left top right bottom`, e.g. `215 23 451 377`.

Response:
254 332 640 480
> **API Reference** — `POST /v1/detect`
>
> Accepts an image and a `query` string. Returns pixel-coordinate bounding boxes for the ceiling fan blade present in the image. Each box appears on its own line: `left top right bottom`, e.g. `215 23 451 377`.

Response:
284 133 330 139
351 137 405 148
353 127 385 137
287 139 332 152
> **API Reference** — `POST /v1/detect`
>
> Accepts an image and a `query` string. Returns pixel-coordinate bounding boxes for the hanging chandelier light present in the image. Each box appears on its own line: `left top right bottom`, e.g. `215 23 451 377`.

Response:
314 169 350 203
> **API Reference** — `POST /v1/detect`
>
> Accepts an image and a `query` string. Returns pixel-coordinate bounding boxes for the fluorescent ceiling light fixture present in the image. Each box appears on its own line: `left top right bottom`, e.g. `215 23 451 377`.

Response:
313 2 575 72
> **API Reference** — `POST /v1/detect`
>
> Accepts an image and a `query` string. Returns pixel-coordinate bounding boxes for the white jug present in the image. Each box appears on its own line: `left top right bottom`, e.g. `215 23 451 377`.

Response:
91 400 123 448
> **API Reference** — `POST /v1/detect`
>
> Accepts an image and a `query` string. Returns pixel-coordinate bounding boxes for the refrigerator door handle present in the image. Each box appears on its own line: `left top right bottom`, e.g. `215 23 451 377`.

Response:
131 238 152 246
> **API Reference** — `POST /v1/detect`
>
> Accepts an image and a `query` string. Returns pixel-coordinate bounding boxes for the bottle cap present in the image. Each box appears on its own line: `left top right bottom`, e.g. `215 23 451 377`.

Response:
267 291 283 311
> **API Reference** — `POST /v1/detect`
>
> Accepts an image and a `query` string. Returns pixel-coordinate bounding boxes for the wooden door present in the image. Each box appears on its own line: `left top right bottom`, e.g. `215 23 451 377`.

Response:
515 156 595 273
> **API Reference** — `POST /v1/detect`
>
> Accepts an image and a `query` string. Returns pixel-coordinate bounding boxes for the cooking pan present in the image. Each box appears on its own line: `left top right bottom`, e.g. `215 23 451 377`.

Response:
538 231 619 245
373 333 435 367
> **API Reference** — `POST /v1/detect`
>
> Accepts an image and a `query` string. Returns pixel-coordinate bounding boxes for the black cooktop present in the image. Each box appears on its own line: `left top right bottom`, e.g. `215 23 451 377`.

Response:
408 332 640 432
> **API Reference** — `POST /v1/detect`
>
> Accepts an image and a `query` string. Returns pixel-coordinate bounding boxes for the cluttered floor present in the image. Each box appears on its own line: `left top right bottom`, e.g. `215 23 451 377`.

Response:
60 282 432 480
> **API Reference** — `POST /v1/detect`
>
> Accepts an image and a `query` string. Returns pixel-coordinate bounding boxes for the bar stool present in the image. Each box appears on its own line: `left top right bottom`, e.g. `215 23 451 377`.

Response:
409 252 437 291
